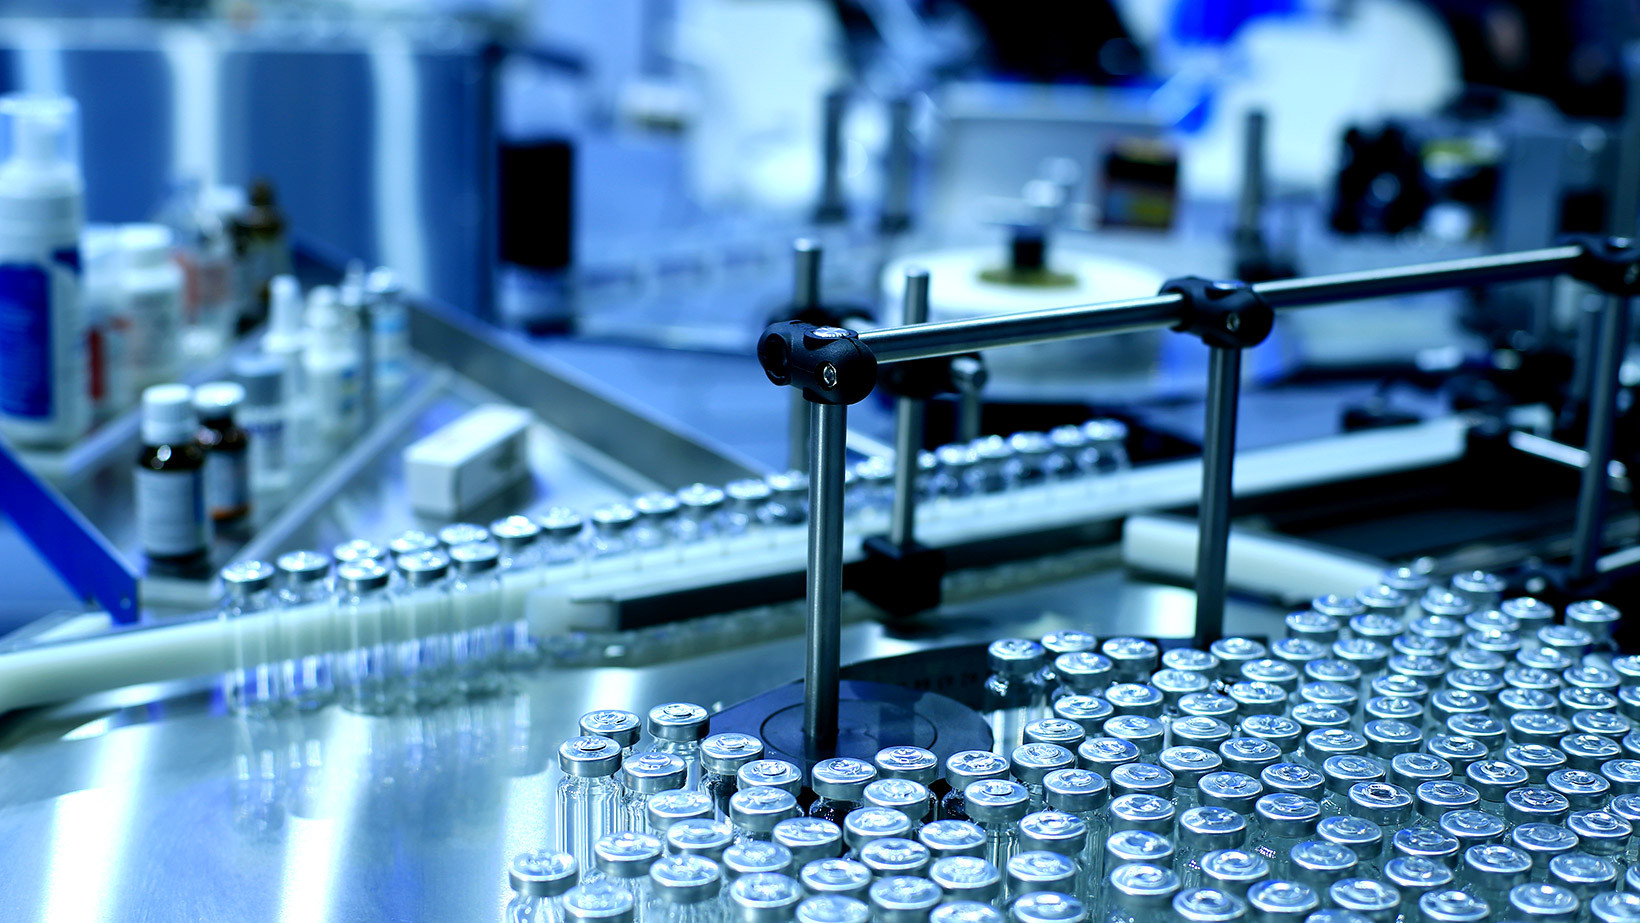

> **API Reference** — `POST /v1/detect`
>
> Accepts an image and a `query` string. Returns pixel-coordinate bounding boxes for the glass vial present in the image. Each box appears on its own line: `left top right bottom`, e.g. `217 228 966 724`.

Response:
333 559 396 714
557 736 624 873
220 559 279 714
986 640 1048 754
508 850 579 923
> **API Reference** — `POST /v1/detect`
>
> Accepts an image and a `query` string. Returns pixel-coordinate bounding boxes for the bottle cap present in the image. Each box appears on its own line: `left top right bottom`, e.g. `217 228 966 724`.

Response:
1015 811 1086 856
1011 744 1075 786
927 856 1000 901
1109 792 1176 833
1196 771 1263 815
917 819 986 859
1418 890 1489 922
963 779 1029 825
1245 880 1318 920
142 383 197 445
988 639 1045 675
1390 752 1452 789
1203 853 1270 896
1502 787 1569 827
873 746 939 786
841 807 912 851
772 817 842 867
1321 755 1383 796
1288 840 1357 887
862 779 930 824
1253 793 1320 838
1437 808 1506 845
647 702 710 741
580 709 641 749
1329 879 1400 918
386 529 437 559
632 491 680 521
510 850 578 898
741 759 804 797
1261 762 1325 799
1567 809 1633 855
489 514 541 552
1158 746 1221 790
1317 815 1382 857
394 550 450 586
562 880 635 923
331 539 385 567
1504 744 1567 783
1011 892 1086 923
1393 826 1461 864
1101 637 1160 679
275 550 330 586
730 873 806 923
647 790 715 834
1510 822 1579 870
559 735 622 777
865 876 940 923
1023 718 1086 750
1007 850 1078 894
617 751 687 794
336 559 389 594
1463 843 1531 887
593 832 662 880
857 838 928 879
1103 829 1174 867
1548 767 1612 810
1218 738 1282 777
1171 715 1235 749
1052 653 1113 694
729 787 800 834
1175 805 1247 849
799 857 872 899
1382 855 1452 893
537 507 585 538
811 757 877 800
1550 851 1619 896
944 750 1010 789
1076 737 1139 776
221 559 276 597
1592 892 1640 922
192 381 244 422
1040 629 1097 655
724 841 795 879
449 540 500 575
1307 728 1368 760
700 733 764 774
1364 719 1422 759
1041 768 1108 813
649 854 721 904
1109 761 1174 800
1109 862 1181 909
796 896 871 923
1102 715 1165 756
590 503 638 533
666 819 735 859
1464 759 1527 802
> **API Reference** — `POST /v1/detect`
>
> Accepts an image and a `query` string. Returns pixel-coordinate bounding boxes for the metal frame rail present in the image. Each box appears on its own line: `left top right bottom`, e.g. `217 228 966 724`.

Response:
757 238 1640 756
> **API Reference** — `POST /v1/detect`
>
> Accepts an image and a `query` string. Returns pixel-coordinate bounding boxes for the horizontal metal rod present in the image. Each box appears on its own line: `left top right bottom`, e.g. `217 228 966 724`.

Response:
856 245 1585 365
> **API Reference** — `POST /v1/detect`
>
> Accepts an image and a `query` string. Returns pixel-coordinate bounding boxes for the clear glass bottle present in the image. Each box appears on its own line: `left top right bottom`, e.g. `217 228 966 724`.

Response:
648 791 716 840
619 752 688 835
928 855 1002 906
727 873 804 923
1249 794 1319 880
919 820 988 861
867 875 942 923
672 484 726 549
1017 810 1088 891
1041 768 1108 896
1011 891 1086 923
1316 816 1384 883
274 549 334 710
1243 880 1317 923
1508 823 1578 881
1548 851 1618 909
796 895 868 923
557 736 625 872
1160 747 1222 814
220 559 280 714
722 480 775 536
1288 840 1357 896
1568 809 1633 878
1102 862 1179 923
588 504 639 558
1013 744 1077 810
773 817 842 868
987 640 1048 753
1036 630 1099 709
841 808 913 860
731 788 802 843
1460 843 1530 910
1054 653 1116 701
649 854 722 923
810 758 878 826
942 751 1011 822
490 513 544 667
593 832 663 922
964 780 1031 870
1382 855 1452 920
1319 757 1384 817
1008 850 1080 905
447 540 504 696
537 508 588 565
701 733 765 820
765 471 809 526
858 838 930 880
1343 781 1413 871
389 549 451 707
667 820 736 863
1195 850 1267 901
864 779 933 829
1176 806 1248 889
562 879 637 923
631 492 683 551
647 703 711 791
508 850 579 923
333 559 396 715
798 858 872 901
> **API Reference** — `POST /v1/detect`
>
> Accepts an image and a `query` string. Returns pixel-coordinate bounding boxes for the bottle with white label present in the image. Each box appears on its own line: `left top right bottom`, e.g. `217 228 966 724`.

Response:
80 225 126 419
366 267 410 401
233 353 288 493
119 223 184 394
0 93 88 447
303 284 360 444
135 383 210 564
262 274 312 469
193 380 250 522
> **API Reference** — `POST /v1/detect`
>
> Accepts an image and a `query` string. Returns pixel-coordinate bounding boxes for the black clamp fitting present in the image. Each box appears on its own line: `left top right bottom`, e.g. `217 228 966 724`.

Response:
882 353 987 400
1563 234 1640 296
1161 276 1275 350
758 321 879 405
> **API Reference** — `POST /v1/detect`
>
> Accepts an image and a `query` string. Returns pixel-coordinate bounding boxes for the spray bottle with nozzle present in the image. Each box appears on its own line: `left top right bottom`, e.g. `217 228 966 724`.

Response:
0 93 87 447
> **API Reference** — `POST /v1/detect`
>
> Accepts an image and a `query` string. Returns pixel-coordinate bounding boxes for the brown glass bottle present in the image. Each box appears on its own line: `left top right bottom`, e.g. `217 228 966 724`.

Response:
193 381 250 522
136 384 210 564
231 178 292 329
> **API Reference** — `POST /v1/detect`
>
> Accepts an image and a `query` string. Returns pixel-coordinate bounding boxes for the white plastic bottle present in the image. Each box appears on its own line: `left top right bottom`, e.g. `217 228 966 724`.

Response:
262 274 312 468
119 223 184 393
303 285 360 444
0 93 88 447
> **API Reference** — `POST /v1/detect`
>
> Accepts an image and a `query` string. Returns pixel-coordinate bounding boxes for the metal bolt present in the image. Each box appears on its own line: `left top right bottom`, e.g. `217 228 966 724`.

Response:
820 363 838 389
1225 314 1241 332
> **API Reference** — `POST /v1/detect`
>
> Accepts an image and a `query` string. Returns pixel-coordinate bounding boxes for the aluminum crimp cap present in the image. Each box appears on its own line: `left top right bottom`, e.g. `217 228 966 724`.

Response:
1109 862 1181 910
724 841 795 879
593 831 664 880
562 880 636 923
276 549 331 584
863 778 931 823
1550 851 1619 895
701 733 765 774
1509 821 1579 867
988 639 1046 676
1218 738 1282 776
1109 793 1177 833
1197 771 1263 815
1016 810 1087 855
1382 855 1452 892
666 819 735 858
841 807 912 850
649 854 722 905
857 838 929 879
1176 805 1248 849
559 735 622 777
963 779 1030 825
797 896 869 923
1330 879 1401 918
799 858 871 897
647 702 710 741
449 540 500 574
1317 815 1382 856
772 817 842 866
1023 718 1087 749
1502 787 1569 827
488 514 541 551
1008 850 1079 892
1289 840 1358 882
730 873 806 923
1245 880 1319 920
1052 695 1113 732
581 709 642 748
1041 629 1097 655
1418 889 1489 923
1106 682 1164 717
1437 809 1505 845
1393 826 1460 864
1110 761 1175 799
1567 809 1633 855
1010 743 1075 786
740 759 804 796
1390 752 1453 789
1465 755 1531 803
1011 891 1087 923
1253 793 1320 838
812 757 878 800
1321 755 1384 796
1503 743 1566 783
1548 767 1612 810
1042 768 1108 813
917 820 987 859
510 850 578 898
866 875 942 923
337 559 390 594
1159 746 1222 788
222 559 276 596
1261 762 1325 799
927 855 1000 899
1171 715 1235 750
730 786 800 833
1287 609 1341 642
1076 737 1139 776
619 751 688 794
1163 647 1221 674
393 549 450 586
1053 652 1113 692
873 746 939 786
647 790 715 832
930 750 1007 796
1103 830 1175 867
1462 843 1531 886
1364 719 1422 759
1101 637 1161 676
929 903 1001 923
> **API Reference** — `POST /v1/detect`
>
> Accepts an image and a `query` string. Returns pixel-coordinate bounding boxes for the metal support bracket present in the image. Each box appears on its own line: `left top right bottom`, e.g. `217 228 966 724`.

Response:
1160 276 1275 643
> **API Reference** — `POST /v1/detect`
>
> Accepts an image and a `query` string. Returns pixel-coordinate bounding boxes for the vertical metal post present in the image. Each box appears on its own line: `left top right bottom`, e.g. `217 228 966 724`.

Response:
880 96 914 234
815 89 849 224
1572 294 1631 581
1195 346 1242 641
789 241 823 472
804 400 848 756
1235 109 1266 239
889 270 929 548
